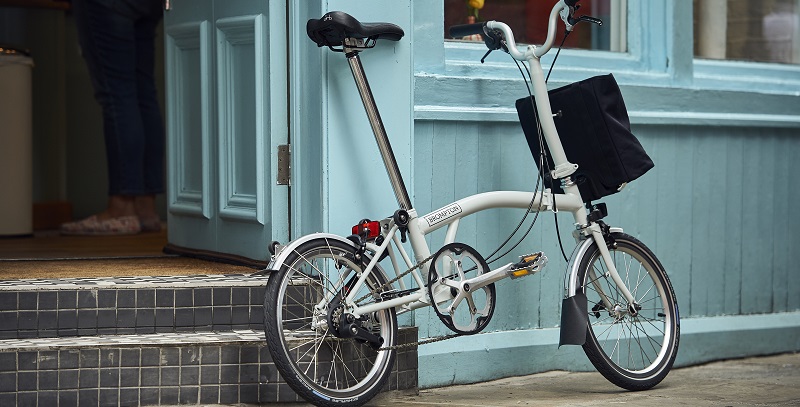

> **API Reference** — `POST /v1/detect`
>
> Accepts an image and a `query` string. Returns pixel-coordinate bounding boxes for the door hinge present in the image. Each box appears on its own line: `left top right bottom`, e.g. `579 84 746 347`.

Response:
277 144 291 185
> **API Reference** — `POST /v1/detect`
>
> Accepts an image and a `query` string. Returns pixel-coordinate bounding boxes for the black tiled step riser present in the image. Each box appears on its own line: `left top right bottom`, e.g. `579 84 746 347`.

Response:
0 328 419 406
0 287 266 339
0 345 299 405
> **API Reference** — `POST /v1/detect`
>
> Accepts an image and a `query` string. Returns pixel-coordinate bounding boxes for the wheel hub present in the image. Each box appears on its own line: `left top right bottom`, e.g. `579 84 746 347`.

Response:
327 305 345 334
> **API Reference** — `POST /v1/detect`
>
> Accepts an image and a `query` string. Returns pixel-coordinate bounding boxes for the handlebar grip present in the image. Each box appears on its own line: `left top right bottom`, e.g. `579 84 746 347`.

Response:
564 0 580 6
449 22 485 38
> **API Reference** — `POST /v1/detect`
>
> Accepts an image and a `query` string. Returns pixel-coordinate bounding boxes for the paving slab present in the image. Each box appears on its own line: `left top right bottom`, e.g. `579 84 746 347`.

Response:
178 352 800 406
369 352 800 407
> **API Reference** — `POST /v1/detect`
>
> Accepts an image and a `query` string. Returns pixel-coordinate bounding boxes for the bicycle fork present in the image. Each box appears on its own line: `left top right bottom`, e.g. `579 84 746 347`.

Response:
560 223 637 346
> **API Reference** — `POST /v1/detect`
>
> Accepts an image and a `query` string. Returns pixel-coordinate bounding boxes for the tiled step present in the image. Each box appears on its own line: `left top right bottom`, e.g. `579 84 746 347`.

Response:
0 274 420 405
0 328 419 406
0 274 269 339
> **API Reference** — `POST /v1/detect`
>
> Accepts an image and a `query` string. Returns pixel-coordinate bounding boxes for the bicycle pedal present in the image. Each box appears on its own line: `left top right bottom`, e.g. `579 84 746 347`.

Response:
508 252 548 279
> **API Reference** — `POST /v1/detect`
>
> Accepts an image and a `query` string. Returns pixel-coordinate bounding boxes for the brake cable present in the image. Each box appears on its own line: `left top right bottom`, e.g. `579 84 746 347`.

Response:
546 30 570 83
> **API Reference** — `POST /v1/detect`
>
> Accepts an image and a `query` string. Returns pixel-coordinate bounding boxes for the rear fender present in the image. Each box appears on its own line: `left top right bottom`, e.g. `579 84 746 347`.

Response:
266 233 389 282
267 233 353 271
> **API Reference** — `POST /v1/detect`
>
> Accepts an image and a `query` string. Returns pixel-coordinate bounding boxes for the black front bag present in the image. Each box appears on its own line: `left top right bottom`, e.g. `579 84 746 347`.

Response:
515 74 653 203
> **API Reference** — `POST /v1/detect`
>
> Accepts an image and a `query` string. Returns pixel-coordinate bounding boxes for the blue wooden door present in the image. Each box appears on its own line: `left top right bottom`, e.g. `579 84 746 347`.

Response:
163 0 289 262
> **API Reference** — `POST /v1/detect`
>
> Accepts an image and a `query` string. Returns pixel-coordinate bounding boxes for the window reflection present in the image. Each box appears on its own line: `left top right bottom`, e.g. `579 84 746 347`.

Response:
444 0 626 52
694 0 800 64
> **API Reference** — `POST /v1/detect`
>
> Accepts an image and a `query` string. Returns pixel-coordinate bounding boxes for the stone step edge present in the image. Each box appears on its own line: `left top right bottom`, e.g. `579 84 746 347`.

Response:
0 273 270 291
0 329 267 351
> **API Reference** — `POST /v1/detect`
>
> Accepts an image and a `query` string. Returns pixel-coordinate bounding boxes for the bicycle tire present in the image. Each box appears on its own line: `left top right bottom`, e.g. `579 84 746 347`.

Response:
577 232 679 390
263 238 397 406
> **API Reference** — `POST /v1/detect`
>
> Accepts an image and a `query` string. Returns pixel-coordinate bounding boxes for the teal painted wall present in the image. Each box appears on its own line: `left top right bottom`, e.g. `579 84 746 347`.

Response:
395 0 800 388
320 1 413 236
160 0 800 388
288 0 414 241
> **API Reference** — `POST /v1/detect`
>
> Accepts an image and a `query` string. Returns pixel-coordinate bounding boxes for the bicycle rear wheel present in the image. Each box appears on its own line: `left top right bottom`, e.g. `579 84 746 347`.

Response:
263 238 397 406
577 233 679 390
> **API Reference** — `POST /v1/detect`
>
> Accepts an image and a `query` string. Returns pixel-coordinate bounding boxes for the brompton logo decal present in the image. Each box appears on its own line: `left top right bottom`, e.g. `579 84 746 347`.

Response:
424 204 462 227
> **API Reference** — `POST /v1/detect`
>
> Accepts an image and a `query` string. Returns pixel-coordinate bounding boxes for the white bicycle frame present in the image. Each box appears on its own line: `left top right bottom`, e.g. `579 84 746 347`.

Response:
270 0 636 325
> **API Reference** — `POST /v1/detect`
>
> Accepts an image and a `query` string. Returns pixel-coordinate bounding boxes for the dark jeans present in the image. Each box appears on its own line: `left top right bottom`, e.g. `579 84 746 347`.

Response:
73 0 165 196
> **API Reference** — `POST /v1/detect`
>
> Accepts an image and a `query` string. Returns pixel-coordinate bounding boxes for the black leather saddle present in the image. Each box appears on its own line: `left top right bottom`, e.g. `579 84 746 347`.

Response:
306 11 404 48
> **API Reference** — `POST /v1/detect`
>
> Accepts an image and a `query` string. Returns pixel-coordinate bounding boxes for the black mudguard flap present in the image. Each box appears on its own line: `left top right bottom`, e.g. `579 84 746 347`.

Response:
559 292 588 347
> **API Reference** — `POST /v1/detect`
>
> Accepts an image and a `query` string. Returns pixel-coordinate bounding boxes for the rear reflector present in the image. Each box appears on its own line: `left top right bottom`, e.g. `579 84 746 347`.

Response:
352 220 381 240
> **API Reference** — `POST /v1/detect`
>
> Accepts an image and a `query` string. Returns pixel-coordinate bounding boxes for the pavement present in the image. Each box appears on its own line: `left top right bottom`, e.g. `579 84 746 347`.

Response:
214 352 800 406
366 352 800 407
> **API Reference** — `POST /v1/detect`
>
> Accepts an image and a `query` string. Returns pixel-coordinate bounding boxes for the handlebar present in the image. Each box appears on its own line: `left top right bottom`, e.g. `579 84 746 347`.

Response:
448 22 484 39
448 0 586 61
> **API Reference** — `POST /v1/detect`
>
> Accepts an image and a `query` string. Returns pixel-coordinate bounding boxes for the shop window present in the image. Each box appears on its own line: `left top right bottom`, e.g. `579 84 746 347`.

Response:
444 0 627 52
694 0 800 64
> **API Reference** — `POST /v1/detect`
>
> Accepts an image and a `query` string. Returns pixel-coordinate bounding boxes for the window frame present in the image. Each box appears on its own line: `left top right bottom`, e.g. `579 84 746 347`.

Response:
415 0 800 94
691 0 800 95
436 1 674 85
693 58 800 94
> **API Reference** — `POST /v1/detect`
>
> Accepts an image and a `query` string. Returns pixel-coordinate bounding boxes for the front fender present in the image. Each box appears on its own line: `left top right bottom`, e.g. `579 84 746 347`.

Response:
564 237 596 298
559 227 623 346
559 237 594 346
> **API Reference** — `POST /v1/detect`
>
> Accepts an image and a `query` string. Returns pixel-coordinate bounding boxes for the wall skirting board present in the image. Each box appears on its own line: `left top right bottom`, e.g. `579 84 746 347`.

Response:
417 312 800 389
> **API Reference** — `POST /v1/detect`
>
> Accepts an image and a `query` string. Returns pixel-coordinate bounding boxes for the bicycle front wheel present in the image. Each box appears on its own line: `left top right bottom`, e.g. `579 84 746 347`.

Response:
577 233 679 391
263 238 397 407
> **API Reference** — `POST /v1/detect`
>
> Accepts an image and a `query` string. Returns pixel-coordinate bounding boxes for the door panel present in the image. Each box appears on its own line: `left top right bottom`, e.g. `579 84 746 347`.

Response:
217 14 264 224
164 2 216 254
164 0 288 262
165 20 212 219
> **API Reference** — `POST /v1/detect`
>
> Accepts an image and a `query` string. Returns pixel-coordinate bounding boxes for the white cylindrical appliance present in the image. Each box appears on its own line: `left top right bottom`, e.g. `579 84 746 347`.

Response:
0 46 34 236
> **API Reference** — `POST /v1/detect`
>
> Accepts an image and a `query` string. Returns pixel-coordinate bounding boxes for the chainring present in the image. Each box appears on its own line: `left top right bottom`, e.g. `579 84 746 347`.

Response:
427 242 496 335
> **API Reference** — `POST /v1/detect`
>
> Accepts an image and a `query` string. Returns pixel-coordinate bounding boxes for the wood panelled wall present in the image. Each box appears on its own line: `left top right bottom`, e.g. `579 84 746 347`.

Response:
413 119 800 339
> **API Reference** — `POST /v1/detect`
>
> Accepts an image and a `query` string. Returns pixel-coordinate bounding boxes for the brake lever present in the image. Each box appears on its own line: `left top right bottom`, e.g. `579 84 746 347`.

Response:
578 15 603 26
479 28 505 63
568 14 604 27
480 49 493 63
481 40 510 63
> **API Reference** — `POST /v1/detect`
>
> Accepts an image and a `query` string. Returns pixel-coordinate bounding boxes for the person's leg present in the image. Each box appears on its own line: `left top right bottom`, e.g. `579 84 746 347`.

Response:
134 6 166 231
76 0 148 199
65 0 145 234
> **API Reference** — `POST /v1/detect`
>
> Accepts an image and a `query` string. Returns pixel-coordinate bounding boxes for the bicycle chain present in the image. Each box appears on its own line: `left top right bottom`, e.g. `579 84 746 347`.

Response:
353 253 434 304
349 252 466 350
378 332 460 351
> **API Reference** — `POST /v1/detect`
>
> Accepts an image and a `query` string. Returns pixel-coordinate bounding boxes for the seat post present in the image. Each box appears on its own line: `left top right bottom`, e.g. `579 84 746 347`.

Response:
344 44 412 211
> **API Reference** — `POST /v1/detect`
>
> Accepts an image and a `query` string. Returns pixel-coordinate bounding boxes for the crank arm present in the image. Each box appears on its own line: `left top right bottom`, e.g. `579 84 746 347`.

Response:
459 263 514 291
458 252 548 291
434 264 507 309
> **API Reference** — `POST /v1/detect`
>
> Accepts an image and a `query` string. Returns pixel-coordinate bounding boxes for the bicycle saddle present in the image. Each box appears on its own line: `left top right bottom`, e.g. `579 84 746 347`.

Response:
306 11 404 47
